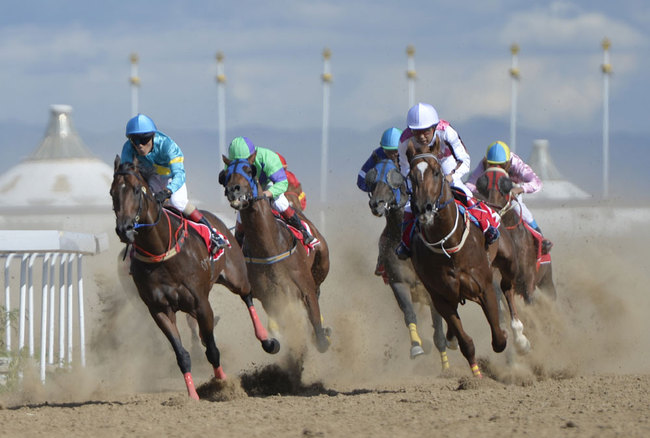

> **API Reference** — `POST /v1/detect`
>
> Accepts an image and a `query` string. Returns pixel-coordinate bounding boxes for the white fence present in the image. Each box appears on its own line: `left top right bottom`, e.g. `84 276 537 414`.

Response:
1 230 108 383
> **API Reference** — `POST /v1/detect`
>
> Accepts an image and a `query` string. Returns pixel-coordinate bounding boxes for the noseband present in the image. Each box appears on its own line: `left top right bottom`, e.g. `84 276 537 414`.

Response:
223 159 270 205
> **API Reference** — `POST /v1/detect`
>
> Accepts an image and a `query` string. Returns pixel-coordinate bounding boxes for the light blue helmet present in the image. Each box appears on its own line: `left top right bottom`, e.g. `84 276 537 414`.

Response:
380 127 403 150
125 114 157 136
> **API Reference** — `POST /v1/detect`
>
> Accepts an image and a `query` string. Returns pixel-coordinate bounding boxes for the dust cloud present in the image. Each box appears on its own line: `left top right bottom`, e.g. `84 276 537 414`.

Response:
3 201 649 405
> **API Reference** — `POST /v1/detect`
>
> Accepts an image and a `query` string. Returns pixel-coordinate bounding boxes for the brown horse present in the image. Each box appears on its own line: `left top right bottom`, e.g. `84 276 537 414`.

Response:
405 141 512 377
364 157 452 368
220 154 331 353
110 157 279 400
476 167 557 302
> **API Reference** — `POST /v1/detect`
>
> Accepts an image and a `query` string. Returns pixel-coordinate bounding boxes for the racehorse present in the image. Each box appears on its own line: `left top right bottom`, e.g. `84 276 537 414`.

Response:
110 156 279 400
476 166 557 302
220 153 331 353
405 139 515 377
364 157 451 369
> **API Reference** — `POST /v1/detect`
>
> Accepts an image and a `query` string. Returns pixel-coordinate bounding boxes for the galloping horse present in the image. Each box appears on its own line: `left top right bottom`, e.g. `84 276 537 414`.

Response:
476 167 556 302
221 154 331 353
405 140 513 377
364 157 451 369
110 157 279 400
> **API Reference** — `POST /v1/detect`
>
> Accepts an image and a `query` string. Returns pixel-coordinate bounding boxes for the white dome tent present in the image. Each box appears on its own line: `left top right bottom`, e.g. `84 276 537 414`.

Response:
0 105 114 232
526 139 591 202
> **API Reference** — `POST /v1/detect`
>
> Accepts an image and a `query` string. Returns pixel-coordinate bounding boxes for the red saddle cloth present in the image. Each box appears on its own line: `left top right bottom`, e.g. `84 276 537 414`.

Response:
522 222 551 270
165 208 230 261
270 209 320 254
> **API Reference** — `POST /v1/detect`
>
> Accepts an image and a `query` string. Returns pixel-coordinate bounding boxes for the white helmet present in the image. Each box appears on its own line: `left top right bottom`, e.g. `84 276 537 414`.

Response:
407 103 439 130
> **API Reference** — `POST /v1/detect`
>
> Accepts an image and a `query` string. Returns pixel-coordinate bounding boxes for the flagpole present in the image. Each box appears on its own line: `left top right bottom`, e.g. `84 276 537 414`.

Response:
129 53 140 116
509 44 520 154
215 51 227 204
601 38 612 199
406 45 416 108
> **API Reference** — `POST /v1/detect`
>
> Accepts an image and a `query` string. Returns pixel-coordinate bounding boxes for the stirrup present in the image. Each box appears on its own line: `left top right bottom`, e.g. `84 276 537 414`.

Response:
542 239 553 254
302 232 315 245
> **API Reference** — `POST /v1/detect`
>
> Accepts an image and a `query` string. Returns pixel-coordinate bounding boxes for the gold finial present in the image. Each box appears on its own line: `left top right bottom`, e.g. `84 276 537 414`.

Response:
510 43 519 55
406 70 417 79
321 73 332 83
406 45 415 56
130 53 139 64
216 51 224 62
322 47 331 60
602 37 611 51
130 76 141 86
509 67 520 79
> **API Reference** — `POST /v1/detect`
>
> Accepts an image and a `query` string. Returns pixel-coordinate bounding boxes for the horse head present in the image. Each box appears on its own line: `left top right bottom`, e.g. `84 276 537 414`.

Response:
365 158 407 217
110 155 157 243
475 166 512 208
406 137 451 226
220 152 262 210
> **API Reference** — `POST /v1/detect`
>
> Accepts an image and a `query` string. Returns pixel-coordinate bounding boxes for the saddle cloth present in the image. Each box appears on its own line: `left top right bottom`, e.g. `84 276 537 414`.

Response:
164 208 230 261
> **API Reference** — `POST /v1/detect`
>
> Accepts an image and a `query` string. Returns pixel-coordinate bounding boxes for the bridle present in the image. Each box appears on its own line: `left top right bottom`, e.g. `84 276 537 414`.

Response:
409 153 453 214
222 159 269 208
113 168 163 229
366 158 406 211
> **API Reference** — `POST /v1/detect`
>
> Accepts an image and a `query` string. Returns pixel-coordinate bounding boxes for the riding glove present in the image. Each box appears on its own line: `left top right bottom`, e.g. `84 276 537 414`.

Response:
155 188 172 203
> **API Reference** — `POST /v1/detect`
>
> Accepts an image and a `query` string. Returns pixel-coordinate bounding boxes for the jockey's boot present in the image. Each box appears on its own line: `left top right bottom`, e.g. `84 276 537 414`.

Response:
374 257 385 277
484 225 500 245
395 210 415 260
188 210 227 256
531 223 553 254
283 208 315 245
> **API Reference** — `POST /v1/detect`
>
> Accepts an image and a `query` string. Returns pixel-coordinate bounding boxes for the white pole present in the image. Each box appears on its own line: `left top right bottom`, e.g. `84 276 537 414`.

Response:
40 253 50 383
19 255 28 351
58 253 67 365
509 44 520 154
601 38 612 199
67 254 75 365
28 253 37 357
406 45 416 108
320 48 332 232
216 51 227 204
48 253 58 365
130 53 140 117
4 254 15 350
77 255 86 367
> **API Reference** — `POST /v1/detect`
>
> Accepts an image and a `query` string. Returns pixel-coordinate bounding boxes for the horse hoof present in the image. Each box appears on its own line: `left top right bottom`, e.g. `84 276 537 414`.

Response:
410 345 425 359
316 334 331 353
262 338 281 354
515 337 531 355
447 337 458 350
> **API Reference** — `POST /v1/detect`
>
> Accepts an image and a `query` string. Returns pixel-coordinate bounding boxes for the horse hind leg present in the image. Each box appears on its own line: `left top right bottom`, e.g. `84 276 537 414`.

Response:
303 286 331 353
390 282 424 359
195 301 227 380
431 309 450 370
150 309 199 400
499 278 530 355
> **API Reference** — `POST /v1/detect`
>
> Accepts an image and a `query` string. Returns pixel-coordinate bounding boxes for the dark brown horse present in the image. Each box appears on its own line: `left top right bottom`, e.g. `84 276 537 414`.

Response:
221 154 331 353
364 157 452 368
476 166 557 302
405 140 513 377
110 157 279 400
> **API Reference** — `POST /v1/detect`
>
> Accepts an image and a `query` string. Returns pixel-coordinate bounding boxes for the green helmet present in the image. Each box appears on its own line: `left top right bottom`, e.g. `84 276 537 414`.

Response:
228 136 256 159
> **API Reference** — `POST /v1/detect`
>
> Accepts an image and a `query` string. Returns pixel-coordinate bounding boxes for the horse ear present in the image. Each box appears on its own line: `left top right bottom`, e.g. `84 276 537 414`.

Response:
476 174 488 196
114 155 121 172
431 136 441 154
248 150 257 165
222 155 231 166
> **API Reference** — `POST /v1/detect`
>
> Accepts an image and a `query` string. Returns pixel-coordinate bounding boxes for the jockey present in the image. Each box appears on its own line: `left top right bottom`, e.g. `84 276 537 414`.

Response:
228 136 315 245
277 153 307 211
466 141 553 254
395 103 500 259
357 127 402 276
357 127 402 192
120 114 227 256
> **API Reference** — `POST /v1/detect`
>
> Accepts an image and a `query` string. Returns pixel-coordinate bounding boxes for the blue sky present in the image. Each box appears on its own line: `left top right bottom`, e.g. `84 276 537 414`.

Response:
1 1 649 201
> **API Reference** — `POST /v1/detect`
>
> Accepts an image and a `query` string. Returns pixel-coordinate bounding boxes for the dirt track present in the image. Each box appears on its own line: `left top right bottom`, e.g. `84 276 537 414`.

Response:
1 203 649 437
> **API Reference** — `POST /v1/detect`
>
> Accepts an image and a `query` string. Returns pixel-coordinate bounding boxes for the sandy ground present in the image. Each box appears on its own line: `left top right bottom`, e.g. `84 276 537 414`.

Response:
1 201 649 438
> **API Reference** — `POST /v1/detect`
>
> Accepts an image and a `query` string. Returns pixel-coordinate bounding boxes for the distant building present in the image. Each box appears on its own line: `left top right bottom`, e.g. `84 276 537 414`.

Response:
526 139 591 202
0 105 114 233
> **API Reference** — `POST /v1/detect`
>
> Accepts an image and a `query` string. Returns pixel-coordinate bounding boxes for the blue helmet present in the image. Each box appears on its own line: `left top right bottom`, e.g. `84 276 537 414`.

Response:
380 127 402 150
486 141 511 164
125 114 157 136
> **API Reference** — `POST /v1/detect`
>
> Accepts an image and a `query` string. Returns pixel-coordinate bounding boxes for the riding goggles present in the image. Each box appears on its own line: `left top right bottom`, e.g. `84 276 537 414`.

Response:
129 133 154 146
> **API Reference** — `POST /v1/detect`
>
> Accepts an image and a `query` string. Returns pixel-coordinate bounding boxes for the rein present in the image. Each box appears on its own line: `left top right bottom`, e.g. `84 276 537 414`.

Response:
114 168 186 263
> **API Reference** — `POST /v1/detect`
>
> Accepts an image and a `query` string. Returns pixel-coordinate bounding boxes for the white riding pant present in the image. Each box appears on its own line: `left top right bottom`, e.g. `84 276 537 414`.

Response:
236 193 290 224
511 194 534 224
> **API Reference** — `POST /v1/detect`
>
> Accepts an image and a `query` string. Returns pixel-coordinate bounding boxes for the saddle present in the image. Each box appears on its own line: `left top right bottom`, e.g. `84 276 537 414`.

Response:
451 188 500 230
164 207 230 261
270 208 320 252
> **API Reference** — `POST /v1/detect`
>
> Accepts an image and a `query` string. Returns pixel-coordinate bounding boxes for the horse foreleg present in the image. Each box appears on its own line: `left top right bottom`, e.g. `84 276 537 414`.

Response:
433 297 480 377
390 282 424 359
241 293 280 354
150 309 199 400
500 278 530 355
430 308 449 370
479 283 508 354
195 300 226 381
